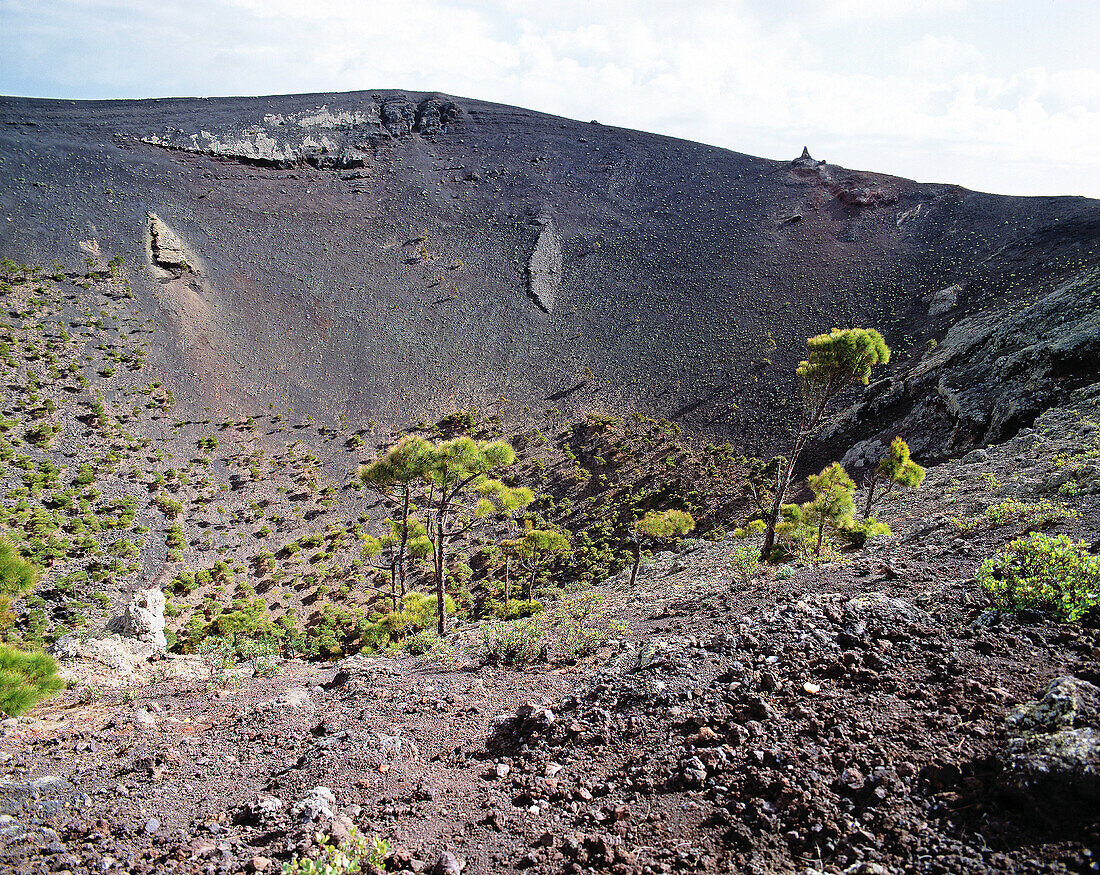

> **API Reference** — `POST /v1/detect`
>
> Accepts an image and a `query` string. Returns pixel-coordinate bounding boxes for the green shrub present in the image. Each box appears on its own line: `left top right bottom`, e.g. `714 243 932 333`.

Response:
282 829 389 875
497 598 543 620
954 498 1076 531
0 644 63 716
977 532 1100 621
481 617 546 665
401 629 453 658
729 541 764 586
554 591 626 660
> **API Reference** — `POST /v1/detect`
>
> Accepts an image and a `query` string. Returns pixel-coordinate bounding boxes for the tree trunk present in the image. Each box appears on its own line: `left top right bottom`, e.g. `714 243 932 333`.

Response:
504 555 511 603
760 395 829 561
528 560 537 601
816 514 825 556
434 509 447 636
397 487 410 596
760 455 796 561
862 474 877 520
629 539 641 587
389 557 398 612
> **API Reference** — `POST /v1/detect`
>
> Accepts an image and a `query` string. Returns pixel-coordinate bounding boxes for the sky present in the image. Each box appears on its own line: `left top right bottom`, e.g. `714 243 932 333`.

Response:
1 0 1098 198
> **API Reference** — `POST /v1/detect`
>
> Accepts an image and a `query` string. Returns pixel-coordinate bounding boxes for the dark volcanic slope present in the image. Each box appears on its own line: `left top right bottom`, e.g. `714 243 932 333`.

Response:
1 90 1098 453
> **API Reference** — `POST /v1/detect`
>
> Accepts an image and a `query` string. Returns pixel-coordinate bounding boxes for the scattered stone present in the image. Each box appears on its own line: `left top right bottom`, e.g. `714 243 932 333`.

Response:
431 851 463 875
291 787 336 822
242 794 284 826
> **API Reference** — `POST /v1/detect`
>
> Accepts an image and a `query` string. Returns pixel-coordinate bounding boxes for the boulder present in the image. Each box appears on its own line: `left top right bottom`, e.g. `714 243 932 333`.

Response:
291 786 336 822
147 213 190 272
1002 676 1100 811
927 283 961 316
107 589 167 653
51 633 154 684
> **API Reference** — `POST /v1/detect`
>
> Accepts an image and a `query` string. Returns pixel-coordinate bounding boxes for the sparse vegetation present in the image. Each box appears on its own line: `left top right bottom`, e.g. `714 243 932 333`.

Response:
628 509 694 586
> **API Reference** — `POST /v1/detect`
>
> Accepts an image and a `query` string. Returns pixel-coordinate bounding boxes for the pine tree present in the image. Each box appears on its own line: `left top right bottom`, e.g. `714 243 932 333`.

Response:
359 436 433 599
807 463 857 555
862 437 925 519
760 328 890 560
415 437 533 635
501 522 571 601
629 510 694 587
0 538 62 717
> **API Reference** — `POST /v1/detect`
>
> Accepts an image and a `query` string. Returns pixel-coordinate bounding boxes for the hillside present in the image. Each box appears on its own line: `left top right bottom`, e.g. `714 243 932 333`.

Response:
2 90 1097 454
2 389 1099 874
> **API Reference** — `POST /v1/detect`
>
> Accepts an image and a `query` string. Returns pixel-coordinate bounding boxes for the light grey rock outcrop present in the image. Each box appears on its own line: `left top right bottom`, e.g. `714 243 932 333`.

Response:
107 588 167 653
527 216 562 313
147 213 191 273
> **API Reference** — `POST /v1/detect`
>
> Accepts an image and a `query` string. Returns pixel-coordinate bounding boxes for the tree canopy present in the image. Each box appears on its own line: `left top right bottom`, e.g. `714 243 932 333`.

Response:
629 509 694 586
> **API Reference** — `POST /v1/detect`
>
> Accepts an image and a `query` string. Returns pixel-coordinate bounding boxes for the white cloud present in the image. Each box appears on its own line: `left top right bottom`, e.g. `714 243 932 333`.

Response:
899 34 986 72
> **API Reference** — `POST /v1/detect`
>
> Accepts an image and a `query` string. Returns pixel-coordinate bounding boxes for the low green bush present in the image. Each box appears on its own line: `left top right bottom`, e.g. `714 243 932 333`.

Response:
481 616 546 665
282 829 389 875
497 598 543 620
977 532 1100 621
954 498 1077 532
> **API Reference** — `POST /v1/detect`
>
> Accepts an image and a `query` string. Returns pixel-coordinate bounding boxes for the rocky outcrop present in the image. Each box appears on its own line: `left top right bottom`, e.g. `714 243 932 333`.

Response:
1002 676 1100 810
140 131 301 167
147 213 191 274
107 589 168 653
51 633 156 687
791 146 825 168
925 283 961 316
50 589 169 687
141 95 461 166
833 266 1100 464
527 214 562 313
414 97 461 134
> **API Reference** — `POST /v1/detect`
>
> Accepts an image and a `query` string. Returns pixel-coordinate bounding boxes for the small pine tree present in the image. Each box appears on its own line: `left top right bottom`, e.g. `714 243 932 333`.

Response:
862 437 925 519
501 523 571 600
804 462 856 555
629 510 695 586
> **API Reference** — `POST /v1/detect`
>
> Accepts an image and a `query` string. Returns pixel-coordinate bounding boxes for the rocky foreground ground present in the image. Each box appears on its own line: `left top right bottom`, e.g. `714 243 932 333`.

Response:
2 392 1100 875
